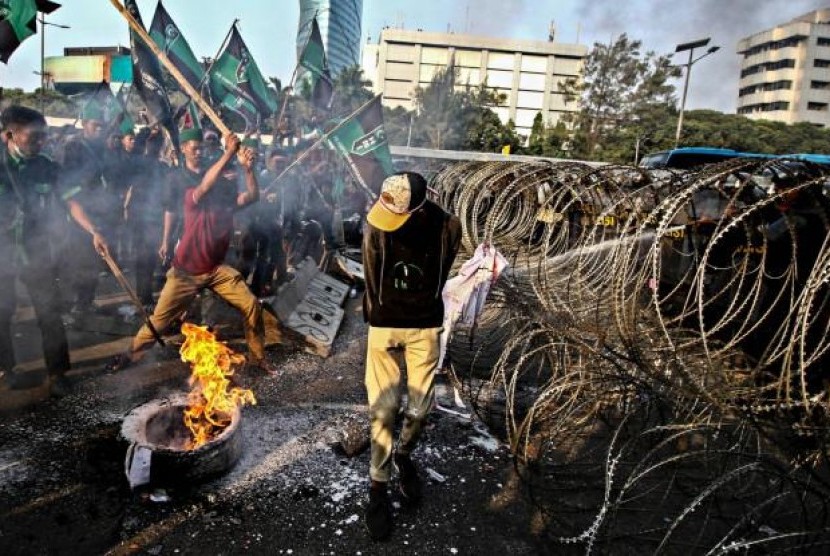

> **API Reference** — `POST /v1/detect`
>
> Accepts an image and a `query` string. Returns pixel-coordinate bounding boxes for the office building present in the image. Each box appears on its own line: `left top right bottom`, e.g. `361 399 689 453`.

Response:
44 46 131 95
737 8 830 126
363 28 586 138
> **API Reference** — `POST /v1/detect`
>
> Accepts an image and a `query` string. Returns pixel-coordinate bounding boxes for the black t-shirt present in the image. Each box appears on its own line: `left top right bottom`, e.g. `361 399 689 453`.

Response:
0 150 71 267
59 137 121 223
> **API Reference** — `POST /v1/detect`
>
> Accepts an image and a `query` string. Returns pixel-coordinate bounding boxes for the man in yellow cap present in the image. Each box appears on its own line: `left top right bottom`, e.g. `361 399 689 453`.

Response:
361 171 461 541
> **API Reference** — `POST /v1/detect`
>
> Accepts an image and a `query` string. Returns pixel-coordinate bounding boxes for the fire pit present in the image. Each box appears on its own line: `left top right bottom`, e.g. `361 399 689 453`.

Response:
121 393 244 485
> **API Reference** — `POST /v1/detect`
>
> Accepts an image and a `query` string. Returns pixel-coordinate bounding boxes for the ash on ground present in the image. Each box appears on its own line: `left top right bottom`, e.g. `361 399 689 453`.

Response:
0 299 541 555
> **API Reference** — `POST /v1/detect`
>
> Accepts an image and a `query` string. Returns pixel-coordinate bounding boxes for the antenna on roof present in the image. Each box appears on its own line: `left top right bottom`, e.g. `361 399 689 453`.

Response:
549 20 556 42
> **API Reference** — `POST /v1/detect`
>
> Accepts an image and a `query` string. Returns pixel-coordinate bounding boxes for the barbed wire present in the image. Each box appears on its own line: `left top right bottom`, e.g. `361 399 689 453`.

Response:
433 158 830 553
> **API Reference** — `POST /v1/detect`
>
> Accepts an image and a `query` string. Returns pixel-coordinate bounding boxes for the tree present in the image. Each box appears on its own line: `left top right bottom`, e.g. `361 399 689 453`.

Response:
330 65 374 116
408 65 520 152
0 88 78 119
561 33 679 160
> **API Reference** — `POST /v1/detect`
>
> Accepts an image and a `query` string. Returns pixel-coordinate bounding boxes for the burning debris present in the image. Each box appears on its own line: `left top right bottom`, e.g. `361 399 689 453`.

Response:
120 324 257 488
180 323 256 449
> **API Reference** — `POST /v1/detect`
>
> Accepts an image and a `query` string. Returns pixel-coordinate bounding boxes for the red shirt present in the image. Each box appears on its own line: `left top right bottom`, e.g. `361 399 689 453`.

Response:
171 171 237 275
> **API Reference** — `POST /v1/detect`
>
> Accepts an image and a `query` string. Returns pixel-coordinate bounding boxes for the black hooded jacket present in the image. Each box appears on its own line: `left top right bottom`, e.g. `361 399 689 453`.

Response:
362 200 462 328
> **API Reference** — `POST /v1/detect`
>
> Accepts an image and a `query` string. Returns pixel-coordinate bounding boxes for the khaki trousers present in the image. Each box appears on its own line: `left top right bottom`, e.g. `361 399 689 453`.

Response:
132 265 266 360
365 326 441 482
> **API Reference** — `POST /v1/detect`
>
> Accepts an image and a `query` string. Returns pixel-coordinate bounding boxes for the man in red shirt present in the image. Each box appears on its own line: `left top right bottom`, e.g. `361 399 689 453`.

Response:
116 128 278 374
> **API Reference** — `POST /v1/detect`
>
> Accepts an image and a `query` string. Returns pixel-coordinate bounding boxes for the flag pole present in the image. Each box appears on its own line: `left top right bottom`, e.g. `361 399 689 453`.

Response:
272 65 298 144
109 0 231 136
273 10 317 144
195 19 238 99
264 94 381 196
171 19 237 129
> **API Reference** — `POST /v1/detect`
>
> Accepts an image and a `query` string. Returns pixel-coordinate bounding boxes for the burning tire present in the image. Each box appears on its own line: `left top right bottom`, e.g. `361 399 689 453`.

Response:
121 394 244 485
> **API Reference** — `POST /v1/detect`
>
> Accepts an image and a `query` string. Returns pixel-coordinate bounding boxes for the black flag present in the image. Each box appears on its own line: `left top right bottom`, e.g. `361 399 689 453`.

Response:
0 0 60 64
124 0 178 151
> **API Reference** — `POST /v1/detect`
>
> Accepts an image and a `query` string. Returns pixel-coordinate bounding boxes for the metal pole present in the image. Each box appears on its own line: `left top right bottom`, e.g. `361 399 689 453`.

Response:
674 48 694 149
406 111 413 147
40 16 45 113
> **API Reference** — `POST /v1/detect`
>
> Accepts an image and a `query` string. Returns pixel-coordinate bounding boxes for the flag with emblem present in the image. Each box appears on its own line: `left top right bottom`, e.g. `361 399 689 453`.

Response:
149 1 205 94
0 0 60 64
208 24 272 131
297 17 333 111
325 95 394 195
124 0 178 150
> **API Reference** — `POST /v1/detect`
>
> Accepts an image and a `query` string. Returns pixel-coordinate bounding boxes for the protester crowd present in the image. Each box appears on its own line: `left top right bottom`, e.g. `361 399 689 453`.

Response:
0 102 369 395
1 97 466 543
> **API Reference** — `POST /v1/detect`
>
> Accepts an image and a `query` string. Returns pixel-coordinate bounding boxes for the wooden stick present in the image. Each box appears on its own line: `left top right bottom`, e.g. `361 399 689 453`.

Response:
108 0 231 136
99 250 166 348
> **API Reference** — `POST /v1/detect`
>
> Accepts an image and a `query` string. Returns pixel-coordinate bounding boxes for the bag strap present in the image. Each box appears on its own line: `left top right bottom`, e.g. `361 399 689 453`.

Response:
2 149 30 213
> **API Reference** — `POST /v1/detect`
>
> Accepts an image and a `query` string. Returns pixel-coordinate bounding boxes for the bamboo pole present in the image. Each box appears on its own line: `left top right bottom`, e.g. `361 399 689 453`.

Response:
108 0 231 136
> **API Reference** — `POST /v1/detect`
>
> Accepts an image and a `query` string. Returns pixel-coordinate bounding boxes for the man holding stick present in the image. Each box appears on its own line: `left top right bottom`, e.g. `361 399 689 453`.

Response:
111 128 279 374
0 106 110 397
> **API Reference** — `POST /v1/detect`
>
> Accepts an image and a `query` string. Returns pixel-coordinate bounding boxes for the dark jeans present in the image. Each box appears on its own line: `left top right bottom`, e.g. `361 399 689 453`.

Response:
0 266 70 377
238 222 287 296
131 219 161 306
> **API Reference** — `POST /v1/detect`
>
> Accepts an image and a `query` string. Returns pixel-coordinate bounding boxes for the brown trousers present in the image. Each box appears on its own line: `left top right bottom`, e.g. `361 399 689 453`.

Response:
365 326 441 482
132 265 267 361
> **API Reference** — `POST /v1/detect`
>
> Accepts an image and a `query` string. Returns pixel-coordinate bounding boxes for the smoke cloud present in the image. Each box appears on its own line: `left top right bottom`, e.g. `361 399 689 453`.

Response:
575 0 828 112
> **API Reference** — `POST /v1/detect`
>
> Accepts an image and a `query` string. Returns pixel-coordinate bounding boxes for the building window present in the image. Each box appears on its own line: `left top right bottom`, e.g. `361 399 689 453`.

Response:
742 36 805 57
487 52 515 71
808 102 829 111
815 59 830 68
421 47 449 65
454 49 481 68
819 37 830 46
485 69 513 89
521 55 548 73
739 80 792 96
738 101 790 114
741 59 795 77
519 72 546 91
812 80 830 89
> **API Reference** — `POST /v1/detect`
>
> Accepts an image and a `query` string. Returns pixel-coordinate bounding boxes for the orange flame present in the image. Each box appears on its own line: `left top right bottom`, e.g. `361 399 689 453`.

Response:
180 323 256 449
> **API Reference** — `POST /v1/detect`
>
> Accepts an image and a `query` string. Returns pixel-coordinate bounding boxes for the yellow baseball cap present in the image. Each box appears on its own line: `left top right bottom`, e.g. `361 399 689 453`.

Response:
367 172 427 232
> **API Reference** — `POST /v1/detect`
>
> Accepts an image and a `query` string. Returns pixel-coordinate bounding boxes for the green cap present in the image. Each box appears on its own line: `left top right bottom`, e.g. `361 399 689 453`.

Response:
180 127 204 144
81 104 104 122
242 137 258 148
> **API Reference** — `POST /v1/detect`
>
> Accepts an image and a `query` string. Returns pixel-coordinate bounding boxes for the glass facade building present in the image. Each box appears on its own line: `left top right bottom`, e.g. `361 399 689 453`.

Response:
297 0 363 77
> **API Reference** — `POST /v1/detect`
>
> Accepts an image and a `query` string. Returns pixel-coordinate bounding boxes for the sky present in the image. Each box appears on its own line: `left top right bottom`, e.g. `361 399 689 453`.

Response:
1 0 828 113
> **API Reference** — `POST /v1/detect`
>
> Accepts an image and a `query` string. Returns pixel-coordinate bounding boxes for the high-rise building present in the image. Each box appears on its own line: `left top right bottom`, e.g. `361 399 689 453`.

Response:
362 28 586 138
297 0 363 77
737 8 830 127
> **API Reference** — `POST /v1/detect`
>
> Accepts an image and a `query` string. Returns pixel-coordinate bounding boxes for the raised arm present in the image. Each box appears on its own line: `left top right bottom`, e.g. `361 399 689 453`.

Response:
236 145 260 207
192 133 240 205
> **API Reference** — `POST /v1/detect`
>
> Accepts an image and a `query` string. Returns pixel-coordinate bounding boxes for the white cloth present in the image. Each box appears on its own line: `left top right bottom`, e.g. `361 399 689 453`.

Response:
438 243 509 368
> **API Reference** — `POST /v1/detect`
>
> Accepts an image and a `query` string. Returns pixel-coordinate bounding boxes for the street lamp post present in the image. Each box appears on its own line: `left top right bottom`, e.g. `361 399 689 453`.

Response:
673 38 719 148
38 15 70 113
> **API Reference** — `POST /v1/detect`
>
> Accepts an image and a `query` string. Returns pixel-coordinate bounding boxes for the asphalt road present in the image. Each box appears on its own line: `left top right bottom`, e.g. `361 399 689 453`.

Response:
0 294 547 555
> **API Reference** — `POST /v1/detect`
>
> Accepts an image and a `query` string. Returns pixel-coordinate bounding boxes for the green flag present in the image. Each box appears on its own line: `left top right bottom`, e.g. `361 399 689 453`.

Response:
124 0 178 151
326 95 394 195
208 24 272 131
149 1 205 94
298 17 333 111
0 0 60 64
